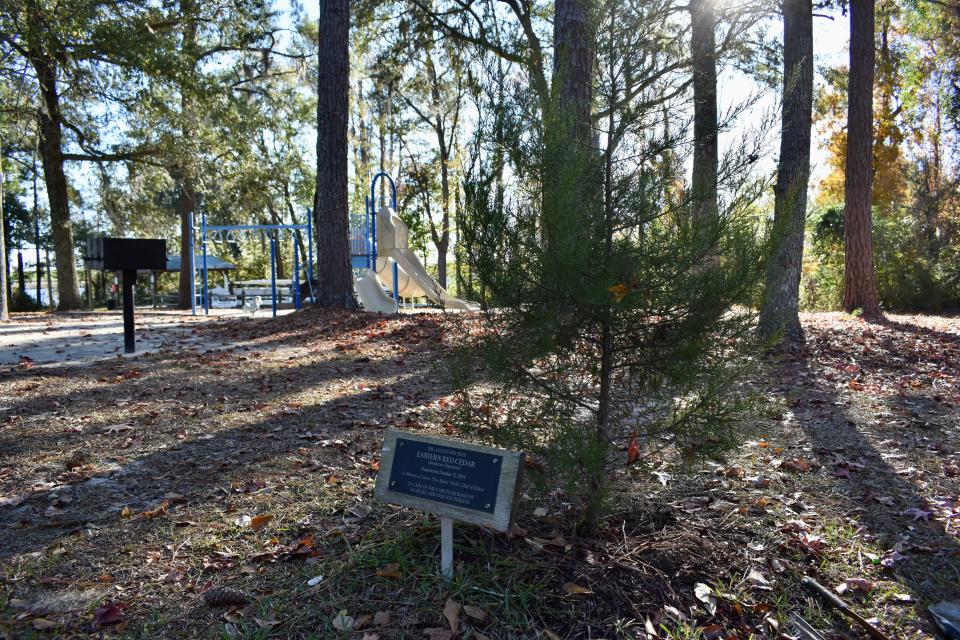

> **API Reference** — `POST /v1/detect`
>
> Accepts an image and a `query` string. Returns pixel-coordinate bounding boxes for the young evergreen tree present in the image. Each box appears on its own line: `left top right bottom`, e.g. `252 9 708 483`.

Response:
450 1 766 535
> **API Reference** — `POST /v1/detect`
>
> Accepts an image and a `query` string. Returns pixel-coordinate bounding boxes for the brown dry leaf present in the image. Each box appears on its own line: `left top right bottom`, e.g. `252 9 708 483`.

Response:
97 574 115 583
462 604 488 623
250 514 273 531
362 634 380 640
473 634 491 640
422 629 453 640
543 630 562 640
372 611 391 626
254 616 281 629
142 499 170 519
354 613 373 630
375 562 402 579
561 582 593 595
120 506 131 518
443 598 461 633
32 618 59 630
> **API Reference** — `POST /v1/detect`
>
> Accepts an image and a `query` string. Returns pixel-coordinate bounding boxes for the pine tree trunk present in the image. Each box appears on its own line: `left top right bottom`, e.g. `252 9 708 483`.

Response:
689 0 718 224
177 175 195 309
552 0 603 533
314 0 356 309
842 0 883 319
757 0 813 342
553 0 594 145
268 202 286 279
33 55 82 310
0 164 7 320
544 0 596 250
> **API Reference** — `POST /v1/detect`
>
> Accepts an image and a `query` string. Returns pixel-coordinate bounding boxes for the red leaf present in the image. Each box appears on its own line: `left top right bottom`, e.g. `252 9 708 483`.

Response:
94 601 128 626
627 434 639 463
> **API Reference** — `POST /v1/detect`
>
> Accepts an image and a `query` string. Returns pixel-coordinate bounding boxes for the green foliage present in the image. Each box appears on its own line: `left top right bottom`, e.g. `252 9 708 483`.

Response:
449 78 767 531
803 205 960 312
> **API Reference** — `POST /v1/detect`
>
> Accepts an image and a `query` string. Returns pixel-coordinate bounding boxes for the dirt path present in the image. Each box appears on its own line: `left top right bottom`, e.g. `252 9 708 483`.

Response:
0 309 298 368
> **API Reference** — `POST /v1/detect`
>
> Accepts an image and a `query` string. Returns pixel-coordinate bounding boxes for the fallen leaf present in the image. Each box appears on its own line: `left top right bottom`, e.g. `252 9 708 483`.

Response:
331 610 355 632
250 514 273 531
354 613 373 630
376 562 402 579
627 433 639 463
901 507 932 521
142 500 170 519
372 611 391 626
694 583 717 615
543 630 562 640
32 618 59 630
844 577 875 593
443 598 461 633
463 604 488 623
94 601 128 627
748 568 771 589
561 582 593 595
120 506 131 518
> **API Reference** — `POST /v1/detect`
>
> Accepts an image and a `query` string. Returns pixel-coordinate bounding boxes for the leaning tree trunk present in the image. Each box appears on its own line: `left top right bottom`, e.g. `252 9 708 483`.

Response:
842 0 882 319
757 0 813 342
314 0 357 309
689 0 719 224
33 55 82 310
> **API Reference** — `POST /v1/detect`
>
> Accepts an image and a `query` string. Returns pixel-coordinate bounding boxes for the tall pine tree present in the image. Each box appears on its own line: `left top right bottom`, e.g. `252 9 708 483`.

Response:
757 0 813 341
843 0 883 318
314 0 356 308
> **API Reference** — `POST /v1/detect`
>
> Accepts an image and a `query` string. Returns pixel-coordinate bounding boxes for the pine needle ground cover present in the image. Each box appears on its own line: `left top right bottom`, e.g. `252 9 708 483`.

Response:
0 309 957 639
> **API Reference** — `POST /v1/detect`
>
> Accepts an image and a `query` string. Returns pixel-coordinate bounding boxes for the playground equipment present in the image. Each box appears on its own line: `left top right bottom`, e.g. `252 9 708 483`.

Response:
187 172 474 317
351 172 477 311
190 212 314 317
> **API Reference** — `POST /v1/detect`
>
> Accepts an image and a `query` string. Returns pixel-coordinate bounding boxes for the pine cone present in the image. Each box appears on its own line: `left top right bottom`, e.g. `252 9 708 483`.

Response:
203 586 248 607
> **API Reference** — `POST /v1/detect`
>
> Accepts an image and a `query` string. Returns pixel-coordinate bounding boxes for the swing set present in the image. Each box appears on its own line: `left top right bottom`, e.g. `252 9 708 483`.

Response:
189 210 315 317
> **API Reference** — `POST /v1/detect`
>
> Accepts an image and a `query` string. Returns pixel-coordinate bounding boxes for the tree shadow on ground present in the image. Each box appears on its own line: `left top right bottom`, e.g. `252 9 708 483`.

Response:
781 348 960 609
0 310 453 558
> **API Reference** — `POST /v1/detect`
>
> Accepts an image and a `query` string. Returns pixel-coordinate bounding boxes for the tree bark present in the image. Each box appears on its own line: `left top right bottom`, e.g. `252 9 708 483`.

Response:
0 163 7 320
177 0 198 310
552 0 594 145
268 202 286 279
177 175 195 309
544 0 596 250
689 0 719 224
842 0 883 319
33 54 82 310
314 0 356 309
757 0 813 343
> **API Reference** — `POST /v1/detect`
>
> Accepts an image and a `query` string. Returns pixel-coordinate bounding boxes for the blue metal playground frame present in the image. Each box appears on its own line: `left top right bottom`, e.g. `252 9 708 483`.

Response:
189 211 314 317
351 172 400 304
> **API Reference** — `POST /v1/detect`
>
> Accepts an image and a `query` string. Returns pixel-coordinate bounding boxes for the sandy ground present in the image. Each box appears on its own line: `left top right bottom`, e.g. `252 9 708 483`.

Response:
0 308 296 368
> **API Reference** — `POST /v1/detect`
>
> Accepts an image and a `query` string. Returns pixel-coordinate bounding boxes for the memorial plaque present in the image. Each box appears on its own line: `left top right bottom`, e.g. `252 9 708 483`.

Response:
375 429 523 532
